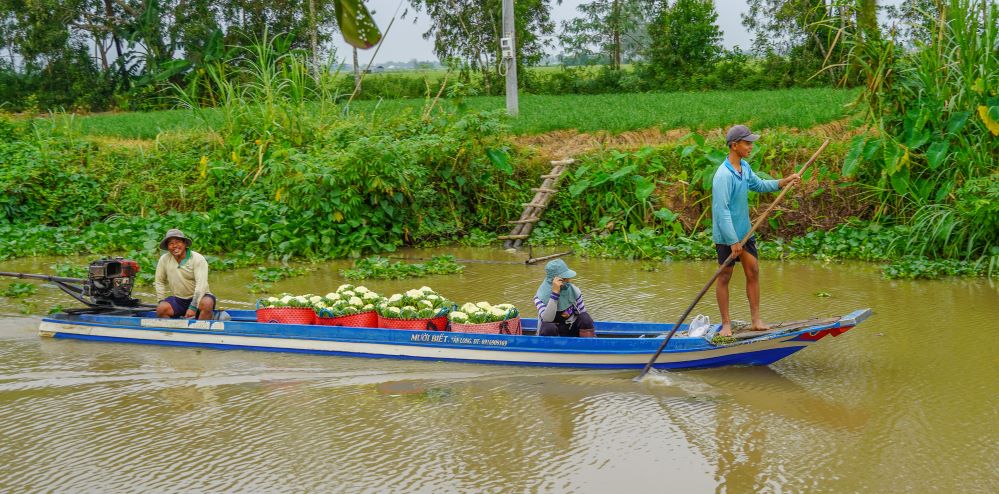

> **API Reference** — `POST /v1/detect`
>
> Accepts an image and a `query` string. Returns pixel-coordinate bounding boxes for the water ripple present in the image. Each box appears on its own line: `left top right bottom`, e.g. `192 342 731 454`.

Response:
1 253 998 492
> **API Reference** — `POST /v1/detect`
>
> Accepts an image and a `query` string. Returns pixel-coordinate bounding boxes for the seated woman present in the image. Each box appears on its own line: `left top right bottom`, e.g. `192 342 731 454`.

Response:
533 259 595 337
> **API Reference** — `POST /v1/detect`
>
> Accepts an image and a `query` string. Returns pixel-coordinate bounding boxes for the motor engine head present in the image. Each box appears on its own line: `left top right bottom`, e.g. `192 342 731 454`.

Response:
83 257 141 307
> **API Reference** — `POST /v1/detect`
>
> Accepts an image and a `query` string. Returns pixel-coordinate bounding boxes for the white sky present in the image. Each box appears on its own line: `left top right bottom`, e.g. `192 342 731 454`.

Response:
332 0 754 64
332 0 905 65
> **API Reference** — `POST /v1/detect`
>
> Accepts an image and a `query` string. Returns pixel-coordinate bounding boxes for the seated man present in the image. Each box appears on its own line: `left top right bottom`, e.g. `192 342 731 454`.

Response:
533 259 595 337
154 229 216 320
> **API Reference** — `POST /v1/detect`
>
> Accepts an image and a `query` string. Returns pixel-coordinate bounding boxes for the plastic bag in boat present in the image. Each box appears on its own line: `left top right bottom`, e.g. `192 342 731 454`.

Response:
688 314 711 337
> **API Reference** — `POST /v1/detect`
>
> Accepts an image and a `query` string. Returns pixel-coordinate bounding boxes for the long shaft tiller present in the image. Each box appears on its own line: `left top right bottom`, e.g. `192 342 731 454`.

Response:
635 139 830 380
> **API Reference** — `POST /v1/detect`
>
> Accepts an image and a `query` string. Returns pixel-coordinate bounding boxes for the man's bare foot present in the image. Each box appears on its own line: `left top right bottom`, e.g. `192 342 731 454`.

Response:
719 322 732 337
751 320 771 331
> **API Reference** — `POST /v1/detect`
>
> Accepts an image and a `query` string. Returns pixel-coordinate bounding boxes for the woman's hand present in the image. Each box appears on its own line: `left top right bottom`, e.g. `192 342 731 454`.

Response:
552 277 563 293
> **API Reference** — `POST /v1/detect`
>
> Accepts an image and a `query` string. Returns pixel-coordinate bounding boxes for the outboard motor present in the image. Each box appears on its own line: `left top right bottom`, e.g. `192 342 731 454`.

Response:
83 258 142 307
1 257 152 312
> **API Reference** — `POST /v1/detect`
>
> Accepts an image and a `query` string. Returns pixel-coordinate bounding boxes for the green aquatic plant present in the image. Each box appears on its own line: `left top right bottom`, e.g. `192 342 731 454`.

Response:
2 282 37 298
710 335 738 346
252 266 309 283
881 258 985 280
50 262 88 279
640 262 661 272
341 255 464 280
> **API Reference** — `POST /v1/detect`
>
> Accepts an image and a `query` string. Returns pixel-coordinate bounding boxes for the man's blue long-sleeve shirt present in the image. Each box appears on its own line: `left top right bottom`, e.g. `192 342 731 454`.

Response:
711 158 780 245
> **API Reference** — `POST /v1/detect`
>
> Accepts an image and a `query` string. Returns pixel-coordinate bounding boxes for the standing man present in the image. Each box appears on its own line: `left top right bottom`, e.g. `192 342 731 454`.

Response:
155 228 216 320
712 125 800 336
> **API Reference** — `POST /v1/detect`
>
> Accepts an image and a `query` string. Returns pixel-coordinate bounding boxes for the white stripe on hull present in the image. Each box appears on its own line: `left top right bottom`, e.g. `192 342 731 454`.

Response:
38 321 810 366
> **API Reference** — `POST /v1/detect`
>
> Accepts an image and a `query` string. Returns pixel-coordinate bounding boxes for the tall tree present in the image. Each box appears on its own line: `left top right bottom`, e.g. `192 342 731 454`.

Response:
743 0 882 84
644 0 722 79
884 0 940 46
559 0 653 69
409 0 555 89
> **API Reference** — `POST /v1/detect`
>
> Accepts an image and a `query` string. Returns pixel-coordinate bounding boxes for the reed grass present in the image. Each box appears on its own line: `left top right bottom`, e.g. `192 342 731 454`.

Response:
840 0 998 269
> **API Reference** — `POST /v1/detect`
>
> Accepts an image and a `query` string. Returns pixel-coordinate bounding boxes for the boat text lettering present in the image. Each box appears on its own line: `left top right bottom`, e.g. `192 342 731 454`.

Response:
410 333 509 346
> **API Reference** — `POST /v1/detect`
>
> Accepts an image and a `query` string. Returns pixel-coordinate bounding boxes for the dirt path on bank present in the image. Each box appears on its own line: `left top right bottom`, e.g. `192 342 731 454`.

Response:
511 119 864 162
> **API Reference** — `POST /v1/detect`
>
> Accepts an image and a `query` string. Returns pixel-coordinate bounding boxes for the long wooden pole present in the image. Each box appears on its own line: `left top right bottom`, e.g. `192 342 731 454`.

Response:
635 139 830 380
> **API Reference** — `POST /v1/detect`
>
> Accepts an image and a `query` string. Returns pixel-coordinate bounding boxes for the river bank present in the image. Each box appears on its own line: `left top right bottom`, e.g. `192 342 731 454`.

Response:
2 92 995 280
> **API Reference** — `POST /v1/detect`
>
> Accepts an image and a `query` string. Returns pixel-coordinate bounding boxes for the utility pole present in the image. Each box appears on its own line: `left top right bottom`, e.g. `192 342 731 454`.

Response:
308 0 318 74
502 0 519 116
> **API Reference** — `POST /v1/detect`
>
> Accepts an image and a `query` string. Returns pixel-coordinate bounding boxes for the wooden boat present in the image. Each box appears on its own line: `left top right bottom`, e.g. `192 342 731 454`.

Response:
38 308 871 370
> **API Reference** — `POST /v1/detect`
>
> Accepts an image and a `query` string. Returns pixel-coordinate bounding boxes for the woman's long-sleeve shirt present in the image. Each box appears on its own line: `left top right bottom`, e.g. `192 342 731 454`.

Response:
534 290 585 323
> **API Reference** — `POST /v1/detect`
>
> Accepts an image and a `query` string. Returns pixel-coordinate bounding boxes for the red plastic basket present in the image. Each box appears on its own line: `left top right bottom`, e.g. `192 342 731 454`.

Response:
450 317 522 335
317 311 378 328
377 314 449 331
256 307 317 325
578 327 595 338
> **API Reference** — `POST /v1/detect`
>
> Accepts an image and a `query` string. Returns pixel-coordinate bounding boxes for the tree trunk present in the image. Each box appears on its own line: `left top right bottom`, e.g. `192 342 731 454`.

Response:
96 36 109 71
308 0 319 74
352 47 361 95
104 0 129 88
612 0 621 70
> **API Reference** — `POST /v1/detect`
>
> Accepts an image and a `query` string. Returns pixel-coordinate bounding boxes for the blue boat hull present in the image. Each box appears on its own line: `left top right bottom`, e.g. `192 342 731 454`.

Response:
37 309 872 370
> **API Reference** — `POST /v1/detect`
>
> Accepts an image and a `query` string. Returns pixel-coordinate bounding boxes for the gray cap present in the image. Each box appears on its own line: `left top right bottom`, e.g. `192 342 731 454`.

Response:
726 125 760 146
159 228 192 250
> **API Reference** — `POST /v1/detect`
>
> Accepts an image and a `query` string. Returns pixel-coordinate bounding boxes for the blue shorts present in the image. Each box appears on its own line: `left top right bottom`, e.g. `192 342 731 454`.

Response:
715 237 759 266
161 294 216 318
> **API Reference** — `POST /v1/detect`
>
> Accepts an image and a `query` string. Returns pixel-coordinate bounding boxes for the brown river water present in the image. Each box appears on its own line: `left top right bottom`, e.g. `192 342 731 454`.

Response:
1 248 996 493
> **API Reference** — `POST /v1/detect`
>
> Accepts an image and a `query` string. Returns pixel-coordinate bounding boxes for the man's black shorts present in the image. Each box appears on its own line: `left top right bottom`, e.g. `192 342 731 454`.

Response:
715 237 759 266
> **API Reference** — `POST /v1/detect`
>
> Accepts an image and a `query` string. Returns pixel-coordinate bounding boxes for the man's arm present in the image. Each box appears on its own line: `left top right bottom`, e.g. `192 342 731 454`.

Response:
777 173 801 188
746 165 781 193
190 255 209 312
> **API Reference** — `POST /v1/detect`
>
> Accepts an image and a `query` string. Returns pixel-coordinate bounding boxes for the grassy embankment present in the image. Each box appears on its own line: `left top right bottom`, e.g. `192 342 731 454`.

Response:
3 79 991 280
74 87 860 139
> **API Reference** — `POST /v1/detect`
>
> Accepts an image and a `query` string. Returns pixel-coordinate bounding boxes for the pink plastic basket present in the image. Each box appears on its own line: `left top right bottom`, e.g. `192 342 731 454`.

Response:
377 314 449 331
256 307 316 325
449 317 522 335
316 311 378 328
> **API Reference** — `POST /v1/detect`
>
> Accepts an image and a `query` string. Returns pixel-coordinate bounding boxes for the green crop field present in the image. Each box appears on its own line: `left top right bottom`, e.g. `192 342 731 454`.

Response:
74 87 860 140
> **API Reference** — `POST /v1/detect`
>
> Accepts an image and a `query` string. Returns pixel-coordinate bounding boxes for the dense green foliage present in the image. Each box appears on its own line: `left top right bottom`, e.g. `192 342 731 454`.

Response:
558 0 650 69
643 0 723 82
0 0 376 112
1 0 867 111
535 221 992 279
0 44 530 260
2 4 995 282
842 0 998 270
